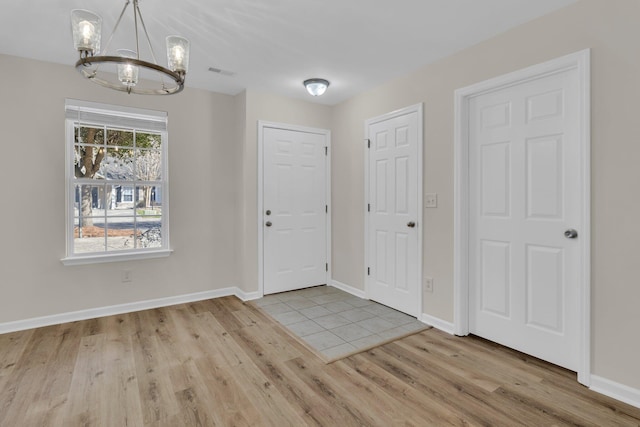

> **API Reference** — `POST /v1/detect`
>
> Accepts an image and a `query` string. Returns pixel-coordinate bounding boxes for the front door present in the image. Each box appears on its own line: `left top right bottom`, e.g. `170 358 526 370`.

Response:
366 105 422 316
263 125 328 295
468 66 582 370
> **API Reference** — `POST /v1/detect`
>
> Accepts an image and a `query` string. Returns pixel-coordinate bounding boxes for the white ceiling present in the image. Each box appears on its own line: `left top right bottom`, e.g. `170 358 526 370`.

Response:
0 0 577 105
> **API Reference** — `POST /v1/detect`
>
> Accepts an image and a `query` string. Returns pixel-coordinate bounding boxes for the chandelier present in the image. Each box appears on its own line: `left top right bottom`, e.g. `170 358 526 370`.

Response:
71 0 190 95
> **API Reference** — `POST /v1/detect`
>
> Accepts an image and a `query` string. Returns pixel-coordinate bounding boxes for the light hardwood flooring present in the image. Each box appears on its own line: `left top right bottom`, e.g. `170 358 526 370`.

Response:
1 296 639 426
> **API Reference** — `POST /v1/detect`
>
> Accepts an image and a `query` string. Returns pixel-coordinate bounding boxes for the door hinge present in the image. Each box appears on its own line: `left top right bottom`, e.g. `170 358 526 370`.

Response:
367 267 370 276
325 146 328 155
367 203 370 212
326 263 329 272
366 139 371 148
326 204 328 213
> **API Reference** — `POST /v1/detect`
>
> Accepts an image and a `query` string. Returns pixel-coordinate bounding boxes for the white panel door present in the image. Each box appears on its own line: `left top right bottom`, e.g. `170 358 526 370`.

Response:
367 109 420 316
263 127 327 294
469 68 581 370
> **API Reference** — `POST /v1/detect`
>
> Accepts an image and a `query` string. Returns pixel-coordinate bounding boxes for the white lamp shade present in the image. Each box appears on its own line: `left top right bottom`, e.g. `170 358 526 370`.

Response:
116 49 139 87
71 9 102 54
166 35 190 73
304 79 330 96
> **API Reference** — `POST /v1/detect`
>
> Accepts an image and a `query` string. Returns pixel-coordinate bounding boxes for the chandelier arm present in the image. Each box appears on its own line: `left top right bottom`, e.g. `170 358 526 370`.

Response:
101 0 131 55
135 2 160 65
133 0 140 60
135 2 168 89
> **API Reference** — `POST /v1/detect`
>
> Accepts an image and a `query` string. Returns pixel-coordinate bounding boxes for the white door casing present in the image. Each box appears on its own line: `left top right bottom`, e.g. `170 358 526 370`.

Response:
454 50 590 384
365 104 423 317
259 122 331 295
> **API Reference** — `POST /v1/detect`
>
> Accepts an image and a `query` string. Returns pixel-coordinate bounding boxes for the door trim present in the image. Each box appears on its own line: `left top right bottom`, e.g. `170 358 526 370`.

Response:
453 49 591 385
364 103 424 317
257 121 332 297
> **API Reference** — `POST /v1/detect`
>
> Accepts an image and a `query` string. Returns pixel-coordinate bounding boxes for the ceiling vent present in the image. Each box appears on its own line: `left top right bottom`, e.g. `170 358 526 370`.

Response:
208 67 235 77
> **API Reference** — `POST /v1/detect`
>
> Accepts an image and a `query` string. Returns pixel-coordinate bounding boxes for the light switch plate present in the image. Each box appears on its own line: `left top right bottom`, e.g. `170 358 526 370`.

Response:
425 193 437 208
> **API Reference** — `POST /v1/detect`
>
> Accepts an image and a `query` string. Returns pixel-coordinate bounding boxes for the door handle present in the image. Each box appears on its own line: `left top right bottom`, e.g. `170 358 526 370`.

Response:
407 221 416 228
564 229 578 239
265 221 272 227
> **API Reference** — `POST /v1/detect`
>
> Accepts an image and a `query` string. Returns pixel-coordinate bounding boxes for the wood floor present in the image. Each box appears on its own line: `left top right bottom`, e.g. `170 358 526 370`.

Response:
1 297 639 426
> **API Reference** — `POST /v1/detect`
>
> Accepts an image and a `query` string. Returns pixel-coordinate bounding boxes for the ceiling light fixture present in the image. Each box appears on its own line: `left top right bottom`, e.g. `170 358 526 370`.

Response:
304 78 330 96
71 0 190 95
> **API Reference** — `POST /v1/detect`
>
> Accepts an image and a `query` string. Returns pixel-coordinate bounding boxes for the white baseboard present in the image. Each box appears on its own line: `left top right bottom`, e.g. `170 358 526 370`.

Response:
330 279 366 299
0 286 247 334
590 375 640 409
236 289 262 301
420 313 455 335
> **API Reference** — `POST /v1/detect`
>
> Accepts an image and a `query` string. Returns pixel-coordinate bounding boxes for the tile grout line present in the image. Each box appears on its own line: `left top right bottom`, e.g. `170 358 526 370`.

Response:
251 286 429 362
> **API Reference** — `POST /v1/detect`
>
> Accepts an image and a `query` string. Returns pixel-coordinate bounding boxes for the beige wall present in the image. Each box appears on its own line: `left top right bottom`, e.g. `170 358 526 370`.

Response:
331 0 640 389
238 90 332 292
0 54 240 323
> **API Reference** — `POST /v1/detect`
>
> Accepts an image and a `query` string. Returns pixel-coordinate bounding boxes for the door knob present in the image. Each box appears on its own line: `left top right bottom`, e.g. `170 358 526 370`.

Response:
407 221 416 228
265 221 272 227
564 229 578 239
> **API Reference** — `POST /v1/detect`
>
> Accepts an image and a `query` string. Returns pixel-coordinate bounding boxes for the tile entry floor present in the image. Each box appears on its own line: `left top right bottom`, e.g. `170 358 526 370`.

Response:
252 285 428 361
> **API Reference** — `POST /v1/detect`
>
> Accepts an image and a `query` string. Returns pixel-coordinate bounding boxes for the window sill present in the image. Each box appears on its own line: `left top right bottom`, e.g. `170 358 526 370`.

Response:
61 249 173 266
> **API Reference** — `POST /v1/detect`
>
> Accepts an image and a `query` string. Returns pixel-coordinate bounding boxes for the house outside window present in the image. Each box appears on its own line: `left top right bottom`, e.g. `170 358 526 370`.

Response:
63 99 171 265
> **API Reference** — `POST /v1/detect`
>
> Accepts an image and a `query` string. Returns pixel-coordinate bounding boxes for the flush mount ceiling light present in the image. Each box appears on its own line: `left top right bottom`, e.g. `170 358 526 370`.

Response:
303 78 330 96
71 0 190 95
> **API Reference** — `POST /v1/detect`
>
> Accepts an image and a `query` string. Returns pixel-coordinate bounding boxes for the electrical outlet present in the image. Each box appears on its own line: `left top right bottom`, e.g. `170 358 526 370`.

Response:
122 270 132 283
425 193 437 208
424 277 433 293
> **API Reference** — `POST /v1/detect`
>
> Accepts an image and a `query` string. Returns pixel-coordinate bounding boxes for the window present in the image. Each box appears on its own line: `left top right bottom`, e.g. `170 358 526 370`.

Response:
63 99 170 265
122 187 134 202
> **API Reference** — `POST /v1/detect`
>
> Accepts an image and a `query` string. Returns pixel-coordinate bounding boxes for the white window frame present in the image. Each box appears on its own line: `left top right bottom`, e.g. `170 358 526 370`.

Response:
62 99 172 265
